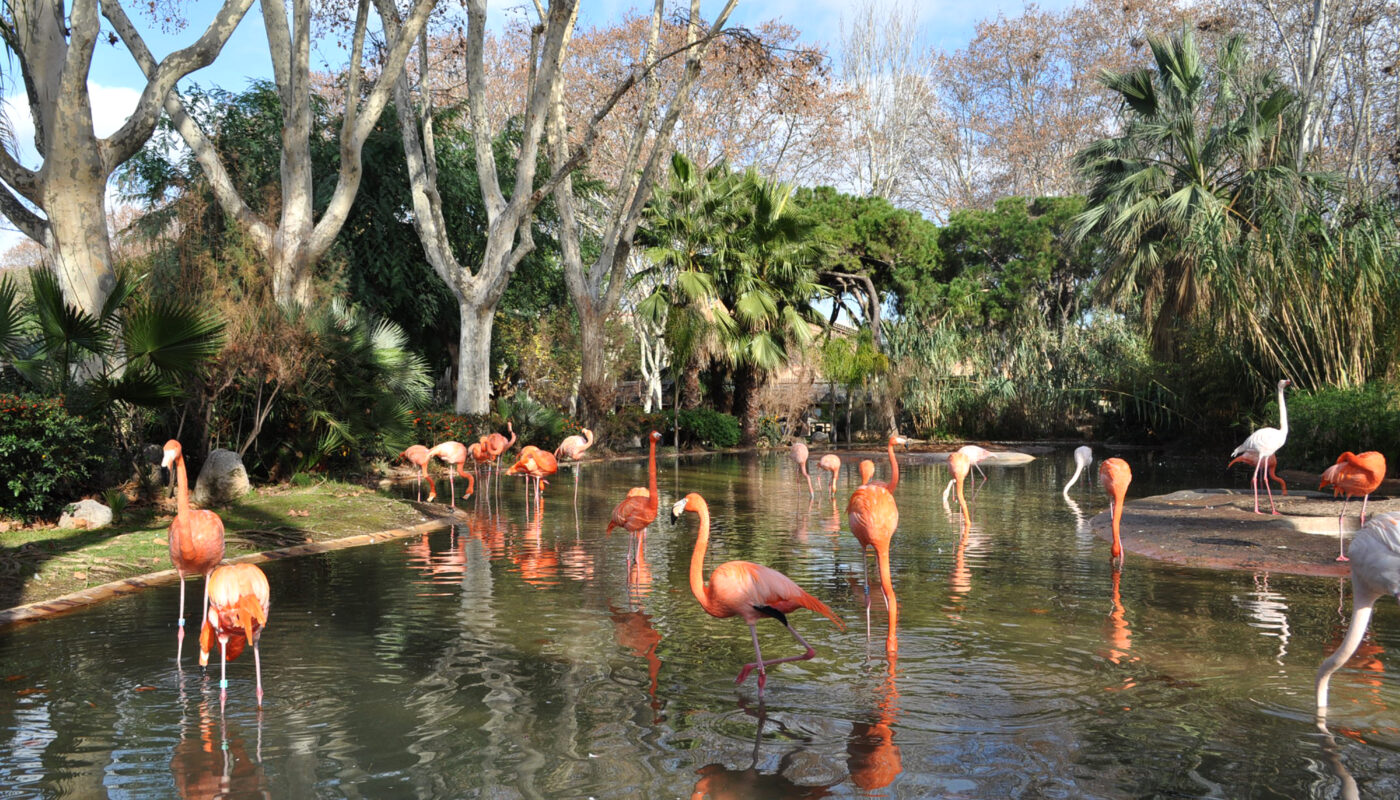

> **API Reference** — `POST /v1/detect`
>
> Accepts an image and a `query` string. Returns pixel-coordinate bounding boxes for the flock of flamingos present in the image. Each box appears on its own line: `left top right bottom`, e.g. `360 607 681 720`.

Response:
155 377 1397 720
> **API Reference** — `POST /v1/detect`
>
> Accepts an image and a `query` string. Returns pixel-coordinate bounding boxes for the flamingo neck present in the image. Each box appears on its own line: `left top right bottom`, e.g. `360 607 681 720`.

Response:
886 441 899 492
174 454 191 519
1277 384 1288 437
688 502 717 615
646 437 659 514
1110 489 1125 555
1064 463 1084 495
583 429 594 447
956 477 969 523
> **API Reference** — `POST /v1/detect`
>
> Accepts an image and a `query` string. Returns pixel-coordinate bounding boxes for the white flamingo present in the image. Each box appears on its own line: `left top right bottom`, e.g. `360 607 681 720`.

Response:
1063 445 1094 497
1316 512 1400 715
1230 379 1291 514
942 445 993 503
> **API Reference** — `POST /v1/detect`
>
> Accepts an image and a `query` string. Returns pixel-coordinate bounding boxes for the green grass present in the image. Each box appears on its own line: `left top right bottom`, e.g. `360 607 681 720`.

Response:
0 482 426 611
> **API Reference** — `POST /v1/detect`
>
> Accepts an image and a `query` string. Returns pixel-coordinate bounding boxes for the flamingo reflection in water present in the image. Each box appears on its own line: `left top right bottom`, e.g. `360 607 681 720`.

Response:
610 601 663 717
689 700 838 799
846 651 902 793
170 695 268 799
1103 568 1134 666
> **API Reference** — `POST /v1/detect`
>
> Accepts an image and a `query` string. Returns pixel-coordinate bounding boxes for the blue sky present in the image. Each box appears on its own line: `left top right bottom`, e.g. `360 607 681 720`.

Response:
0 0 1075 247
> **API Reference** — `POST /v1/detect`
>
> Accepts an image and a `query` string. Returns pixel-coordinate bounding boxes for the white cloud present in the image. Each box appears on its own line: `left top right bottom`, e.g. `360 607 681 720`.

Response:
3 82 143 170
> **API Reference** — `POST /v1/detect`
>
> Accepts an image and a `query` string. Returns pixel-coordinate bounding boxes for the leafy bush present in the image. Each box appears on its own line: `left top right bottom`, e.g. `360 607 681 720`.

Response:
496 391 568 448
414 411 494 447
599 406 668 447
677 408 741 448
1282 384 1400 471
0 394 105 521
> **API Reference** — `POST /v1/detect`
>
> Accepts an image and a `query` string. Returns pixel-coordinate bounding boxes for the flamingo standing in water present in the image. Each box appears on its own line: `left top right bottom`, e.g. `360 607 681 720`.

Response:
818 454 841 497
1321 451 1387 561
607 431 664 570
1229 379 1291 514
555 428 595 503
426 441 476 510
1227 452 1286 497
1099 458 1132 569
790 440 814 497
946 451 971 526
399 445 436 502
484 422 517 479
199 562 270 708
507 445 558 505
858 459 876 486
848 470 901 650
1063 446 1094 497
1316 512 1400 714
161 440 225 661
671 492 844 698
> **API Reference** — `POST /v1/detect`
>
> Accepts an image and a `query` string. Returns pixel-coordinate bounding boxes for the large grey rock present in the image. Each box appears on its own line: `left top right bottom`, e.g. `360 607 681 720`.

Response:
193 448 252 506
59 499 112 530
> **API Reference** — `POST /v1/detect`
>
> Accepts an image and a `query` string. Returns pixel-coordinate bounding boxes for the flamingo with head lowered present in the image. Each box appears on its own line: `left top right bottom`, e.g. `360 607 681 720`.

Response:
1063 446 1094 497
1099 458 1132 569
790 440 814 497
818 454 841 497
1316 511 1400 716
671 492 844 698
399 445 436 502
426 441 475 511
1230 379 1291 514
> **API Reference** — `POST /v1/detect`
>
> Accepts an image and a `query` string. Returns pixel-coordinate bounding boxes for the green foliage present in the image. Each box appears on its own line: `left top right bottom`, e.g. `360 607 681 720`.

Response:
290 472 314 487
102 489 130 523
1281 384 1400 470
0 394 105 521
413 411 494 447
598 407 669 447
496 391 569 448
757 414 785 447
676 408 741 449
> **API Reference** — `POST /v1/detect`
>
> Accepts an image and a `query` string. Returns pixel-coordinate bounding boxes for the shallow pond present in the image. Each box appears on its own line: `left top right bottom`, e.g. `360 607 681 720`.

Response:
1 450 1397 798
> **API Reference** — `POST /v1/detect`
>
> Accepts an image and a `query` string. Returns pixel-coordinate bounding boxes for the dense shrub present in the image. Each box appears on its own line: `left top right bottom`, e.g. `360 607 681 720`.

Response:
0 394 105 521
678 408 741 448
414 411 495 447
1280 384 1400 471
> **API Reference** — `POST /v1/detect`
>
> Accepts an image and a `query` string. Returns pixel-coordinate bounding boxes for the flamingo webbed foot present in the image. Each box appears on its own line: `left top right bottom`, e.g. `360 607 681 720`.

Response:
735 664 755 685
1336 555 1350 562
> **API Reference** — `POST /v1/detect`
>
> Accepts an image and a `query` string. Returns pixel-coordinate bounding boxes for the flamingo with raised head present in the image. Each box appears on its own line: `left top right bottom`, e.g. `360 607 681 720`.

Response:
399 445 436 502
848 471 901 651
555 428 596 504
161 440 225 661
671 492 844 698
484 422 516 474
1099 458 1132 568
1230 379 1291 514
199 562 270 709
866 434 909 492
607 431 664 570
1321 451 1387 561
426 441 476 510
790 440 814 496
1063 446 1094 496
1316 512 1400 715
818 454 841 497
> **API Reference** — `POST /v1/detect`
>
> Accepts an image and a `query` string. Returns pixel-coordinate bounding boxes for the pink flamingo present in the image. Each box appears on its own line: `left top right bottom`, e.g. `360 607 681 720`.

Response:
671 492 844 698
399 445 436 502
1321 451 1387 561
426 441 476 510
199 562 270 709
161 440 225 661
790 440 814 496
818 454 841 497
866 434 909 492
1316 512 1400 715
1099 458 1133 569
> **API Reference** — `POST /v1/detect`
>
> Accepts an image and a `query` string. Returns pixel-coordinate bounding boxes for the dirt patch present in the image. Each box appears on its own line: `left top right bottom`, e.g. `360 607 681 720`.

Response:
1091 488 1397 577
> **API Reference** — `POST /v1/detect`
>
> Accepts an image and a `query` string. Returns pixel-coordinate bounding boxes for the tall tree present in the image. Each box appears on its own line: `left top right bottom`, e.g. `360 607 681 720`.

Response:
0 0 254 317
109 0 439 307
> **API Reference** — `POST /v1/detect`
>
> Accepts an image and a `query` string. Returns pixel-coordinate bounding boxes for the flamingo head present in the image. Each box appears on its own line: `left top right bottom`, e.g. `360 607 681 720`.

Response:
890 434 909 449
670 492 704 523
859 459 876 485
160 439 182 469
650 430 663 443
1278 378 1292 390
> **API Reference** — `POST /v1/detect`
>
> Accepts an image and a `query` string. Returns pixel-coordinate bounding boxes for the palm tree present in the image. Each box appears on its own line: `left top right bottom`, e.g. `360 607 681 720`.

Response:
1072 30 1308 359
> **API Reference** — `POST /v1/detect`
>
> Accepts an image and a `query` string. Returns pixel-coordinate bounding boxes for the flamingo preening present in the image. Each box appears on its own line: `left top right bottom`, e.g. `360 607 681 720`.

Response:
790 440 814 497
671 492 844 698
1321 451 1387 562
1099 458 1132 569
1316 511 1400 715
199 562 270 709
1229 379 1291 514
161 440 225 662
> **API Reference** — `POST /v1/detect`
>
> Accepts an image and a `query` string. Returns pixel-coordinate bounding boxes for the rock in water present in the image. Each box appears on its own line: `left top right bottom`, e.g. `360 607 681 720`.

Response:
59 499 113 530
192 448 252 507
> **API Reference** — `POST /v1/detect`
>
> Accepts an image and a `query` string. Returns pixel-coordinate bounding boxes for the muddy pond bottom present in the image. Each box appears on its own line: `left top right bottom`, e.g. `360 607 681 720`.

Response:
1 451 1397 798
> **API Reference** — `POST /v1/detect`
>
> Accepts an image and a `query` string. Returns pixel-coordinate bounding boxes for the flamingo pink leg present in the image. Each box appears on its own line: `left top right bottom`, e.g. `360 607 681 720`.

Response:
736 623 818 698
254 639 264 706
1337 496 1351 562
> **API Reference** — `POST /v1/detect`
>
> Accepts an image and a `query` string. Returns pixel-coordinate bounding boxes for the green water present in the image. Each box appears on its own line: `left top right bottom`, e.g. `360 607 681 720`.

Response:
0 450 1394 798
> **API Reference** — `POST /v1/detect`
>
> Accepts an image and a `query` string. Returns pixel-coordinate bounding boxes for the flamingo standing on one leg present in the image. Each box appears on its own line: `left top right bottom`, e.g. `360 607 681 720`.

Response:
198 562 270 709
790 440 814 497
671 492 845 698
818 454 841 497
867 434 908 492
1099 458 1132 569
426 441 476 511
399 445 437 502
946 451 971 526
1227 452 1286 497
848 472 900 651
1063 446 1094 497
161 440 225 662
607 431 663 572
1321 451 1387 562
1230 379 1291 514
555 428 595 505
1316 511 1400 715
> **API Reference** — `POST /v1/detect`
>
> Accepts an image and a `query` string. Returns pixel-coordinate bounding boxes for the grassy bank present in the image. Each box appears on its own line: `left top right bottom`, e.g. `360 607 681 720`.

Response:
0 481 427 613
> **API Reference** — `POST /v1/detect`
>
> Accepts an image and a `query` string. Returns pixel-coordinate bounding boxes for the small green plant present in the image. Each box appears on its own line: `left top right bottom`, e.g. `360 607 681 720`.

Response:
290 472 314 487
1283 384 1400 470
677 408 741 448
0 393 106 521
102 488 130 523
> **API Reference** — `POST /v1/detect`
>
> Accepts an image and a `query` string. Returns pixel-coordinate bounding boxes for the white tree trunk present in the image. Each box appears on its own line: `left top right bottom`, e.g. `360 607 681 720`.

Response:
455 299 497 414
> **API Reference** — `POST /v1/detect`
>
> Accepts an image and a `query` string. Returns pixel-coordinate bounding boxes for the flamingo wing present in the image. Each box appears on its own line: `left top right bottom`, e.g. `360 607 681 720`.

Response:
709 561 845 630
608 493 651 532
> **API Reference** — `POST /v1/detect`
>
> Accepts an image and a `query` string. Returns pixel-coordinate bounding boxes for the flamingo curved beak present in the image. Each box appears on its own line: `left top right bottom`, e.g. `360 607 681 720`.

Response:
670 498 687 523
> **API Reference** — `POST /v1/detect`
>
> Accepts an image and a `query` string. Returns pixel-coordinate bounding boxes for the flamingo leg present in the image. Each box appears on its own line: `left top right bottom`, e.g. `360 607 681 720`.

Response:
176 574 187 659
219 635 229 711
975 463 987 482
253 636 264 706
447 471 456 512
736 622 818 697
1250 459 1263 514
1262 460 1279 514
1337 496 1351 562
861 547 872 642
1361 494 1370 525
